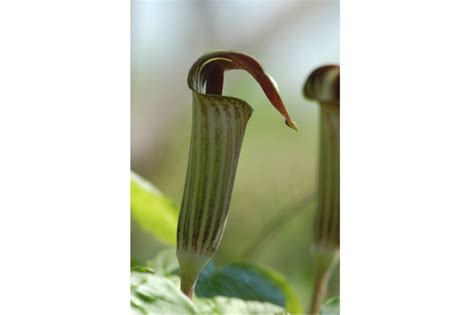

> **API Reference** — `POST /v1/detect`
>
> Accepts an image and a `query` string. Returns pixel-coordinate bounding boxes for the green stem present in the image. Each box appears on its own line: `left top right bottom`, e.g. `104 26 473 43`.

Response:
310 250 339 314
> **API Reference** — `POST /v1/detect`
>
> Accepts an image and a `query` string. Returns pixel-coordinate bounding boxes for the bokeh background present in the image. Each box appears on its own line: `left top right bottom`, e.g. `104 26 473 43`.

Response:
131 0 339 305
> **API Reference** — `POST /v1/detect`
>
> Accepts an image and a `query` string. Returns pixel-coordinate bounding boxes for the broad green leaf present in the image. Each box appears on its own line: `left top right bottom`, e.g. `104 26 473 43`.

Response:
131 271 198 315
131 172 178 245
144 250 301 312
131 271 286 315
132 250 303 314
194 296 285 314
195 263 303 313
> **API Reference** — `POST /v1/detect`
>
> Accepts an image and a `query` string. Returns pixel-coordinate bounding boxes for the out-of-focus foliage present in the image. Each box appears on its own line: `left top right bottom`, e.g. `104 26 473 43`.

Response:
131 269 338 315
196 263 303 313
131 172 179 245
131 249 306 314
146 247 180 277
321 297 340 314
139 249 303 313
193 296 285 314
131 270 286 315
131 272 197 314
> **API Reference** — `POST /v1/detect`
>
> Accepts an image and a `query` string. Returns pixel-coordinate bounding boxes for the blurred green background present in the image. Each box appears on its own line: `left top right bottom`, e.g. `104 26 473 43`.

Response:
131 0 339 306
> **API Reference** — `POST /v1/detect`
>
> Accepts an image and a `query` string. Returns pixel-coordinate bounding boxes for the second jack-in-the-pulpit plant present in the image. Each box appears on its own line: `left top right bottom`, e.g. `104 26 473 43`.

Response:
177 51 297 299
304 65 340 314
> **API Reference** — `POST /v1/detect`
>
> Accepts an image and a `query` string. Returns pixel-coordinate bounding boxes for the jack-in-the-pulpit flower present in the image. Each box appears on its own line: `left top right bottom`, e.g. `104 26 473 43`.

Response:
177 51 297 299
303 65 340 314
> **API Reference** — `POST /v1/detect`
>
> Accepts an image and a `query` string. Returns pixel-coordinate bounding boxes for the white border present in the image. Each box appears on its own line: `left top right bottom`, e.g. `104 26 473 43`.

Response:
342 1 474 314
0 0 130 314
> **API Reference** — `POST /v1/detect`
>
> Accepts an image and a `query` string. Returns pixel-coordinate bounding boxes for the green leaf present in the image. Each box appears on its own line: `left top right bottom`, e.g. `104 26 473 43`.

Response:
131 250 304 314
195 263 303 313
194 296 285 314
131 272 198 314
131 172 179 245
144 250 302 312
131 271 286 315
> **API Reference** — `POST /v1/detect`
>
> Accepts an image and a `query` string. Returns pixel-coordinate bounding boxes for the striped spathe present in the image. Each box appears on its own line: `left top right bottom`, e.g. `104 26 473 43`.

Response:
176 51 297 299
177 93 252 297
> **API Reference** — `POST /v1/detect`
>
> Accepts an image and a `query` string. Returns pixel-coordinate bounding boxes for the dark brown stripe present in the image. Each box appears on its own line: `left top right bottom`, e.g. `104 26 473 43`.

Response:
200 105 222 254
179 98 199 249
192 101 209 251
212 106 241 250
207 104 233 251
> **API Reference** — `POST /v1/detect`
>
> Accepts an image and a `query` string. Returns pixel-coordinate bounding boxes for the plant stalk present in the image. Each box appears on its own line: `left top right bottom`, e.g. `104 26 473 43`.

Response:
310 250 339 314
304 65 340 313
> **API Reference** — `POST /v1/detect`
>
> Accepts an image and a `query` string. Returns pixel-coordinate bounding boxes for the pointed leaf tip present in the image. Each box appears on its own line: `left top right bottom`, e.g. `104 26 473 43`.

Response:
285 119 298 131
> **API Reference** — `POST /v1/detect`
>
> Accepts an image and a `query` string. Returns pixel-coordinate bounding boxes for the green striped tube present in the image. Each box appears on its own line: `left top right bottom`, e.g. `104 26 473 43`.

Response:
314 93 340 251
177 51 297 298
304 65 340 251
177 93 253 297
304 65 340 314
